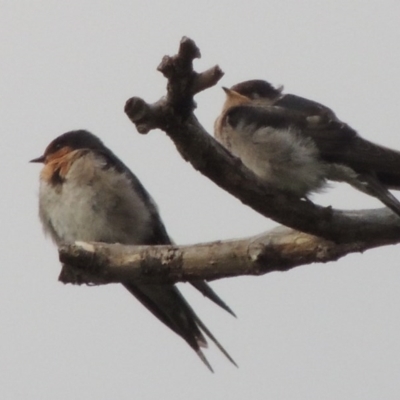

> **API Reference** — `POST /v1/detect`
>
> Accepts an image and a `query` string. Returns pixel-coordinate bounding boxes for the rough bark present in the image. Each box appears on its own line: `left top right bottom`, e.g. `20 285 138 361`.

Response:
58 226 385 286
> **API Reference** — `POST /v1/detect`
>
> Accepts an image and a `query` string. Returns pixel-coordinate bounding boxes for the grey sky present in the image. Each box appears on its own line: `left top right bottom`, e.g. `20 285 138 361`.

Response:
1 1 400 399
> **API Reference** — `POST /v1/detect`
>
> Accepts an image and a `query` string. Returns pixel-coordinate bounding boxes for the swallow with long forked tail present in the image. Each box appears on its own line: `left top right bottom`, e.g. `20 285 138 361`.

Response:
215 79 400 216
31 130 236 371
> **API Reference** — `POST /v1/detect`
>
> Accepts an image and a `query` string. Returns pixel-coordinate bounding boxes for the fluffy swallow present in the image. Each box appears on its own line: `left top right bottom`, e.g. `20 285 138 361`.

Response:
214 79 400 216
31 130 236 371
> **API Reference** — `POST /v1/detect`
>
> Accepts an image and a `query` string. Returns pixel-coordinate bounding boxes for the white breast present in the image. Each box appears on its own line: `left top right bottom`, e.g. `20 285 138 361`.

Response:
38 152 153 245
217 121 328 197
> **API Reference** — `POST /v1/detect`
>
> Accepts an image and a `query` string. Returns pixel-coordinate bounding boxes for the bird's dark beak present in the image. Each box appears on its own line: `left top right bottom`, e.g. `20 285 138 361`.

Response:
30 155 46 163
222 87 229 94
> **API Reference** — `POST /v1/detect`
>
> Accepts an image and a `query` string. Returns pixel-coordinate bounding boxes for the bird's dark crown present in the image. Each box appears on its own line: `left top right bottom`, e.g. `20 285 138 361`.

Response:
44 130 105 156
230 80 281 100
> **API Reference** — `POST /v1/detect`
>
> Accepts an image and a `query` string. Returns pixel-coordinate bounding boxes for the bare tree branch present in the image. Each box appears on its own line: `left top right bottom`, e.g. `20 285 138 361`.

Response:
57 36 400 288
58 225 389 286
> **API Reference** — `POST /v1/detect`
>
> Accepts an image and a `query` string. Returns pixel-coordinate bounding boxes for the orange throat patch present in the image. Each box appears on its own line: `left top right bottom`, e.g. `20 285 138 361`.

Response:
40 147 81 185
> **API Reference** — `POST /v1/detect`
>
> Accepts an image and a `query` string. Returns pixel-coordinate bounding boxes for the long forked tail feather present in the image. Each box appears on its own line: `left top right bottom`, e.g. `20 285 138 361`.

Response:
123 282 236 371
176 288 238 369
358 173 400 217
190 281 237 317
195 315 238 368
196 349 214 373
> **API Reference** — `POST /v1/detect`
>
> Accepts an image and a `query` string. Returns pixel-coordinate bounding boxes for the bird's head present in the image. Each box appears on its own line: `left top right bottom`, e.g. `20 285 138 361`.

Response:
30 130 104 164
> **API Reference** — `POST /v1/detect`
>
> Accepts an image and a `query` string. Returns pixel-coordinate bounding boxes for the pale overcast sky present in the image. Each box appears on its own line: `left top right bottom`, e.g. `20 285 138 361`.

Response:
1 1 400 399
